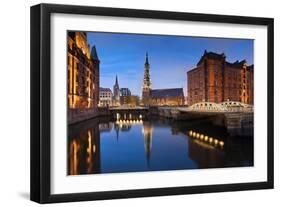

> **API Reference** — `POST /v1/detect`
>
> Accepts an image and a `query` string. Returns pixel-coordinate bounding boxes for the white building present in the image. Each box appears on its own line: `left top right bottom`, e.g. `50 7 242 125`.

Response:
99 87 113 107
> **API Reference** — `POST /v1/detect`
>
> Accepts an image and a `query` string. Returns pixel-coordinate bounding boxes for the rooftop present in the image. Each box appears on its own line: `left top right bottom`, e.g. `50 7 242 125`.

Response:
197 50 225 66
100 87 112 92
195 50 254 70
151 88 184 98
226 60 247 68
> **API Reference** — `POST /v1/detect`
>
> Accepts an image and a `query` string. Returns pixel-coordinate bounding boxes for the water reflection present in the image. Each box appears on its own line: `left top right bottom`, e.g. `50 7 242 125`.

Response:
68 117 253 175
188 130 224 149
68 120 101 175
142 122 153 164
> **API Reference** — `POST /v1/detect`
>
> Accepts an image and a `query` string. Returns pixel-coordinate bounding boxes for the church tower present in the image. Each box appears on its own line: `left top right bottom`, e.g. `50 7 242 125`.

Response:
113 75 120 106
142 52 151 104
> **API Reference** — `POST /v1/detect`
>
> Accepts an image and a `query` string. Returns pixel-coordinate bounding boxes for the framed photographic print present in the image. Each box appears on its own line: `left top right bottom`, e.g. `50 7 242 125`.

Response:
30 3 274 203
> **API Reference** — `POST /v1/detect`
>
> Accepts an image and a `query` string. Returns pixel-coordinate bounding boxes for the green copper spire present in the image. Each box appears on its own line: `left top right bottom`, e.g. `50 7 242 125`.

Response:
91 45 99 61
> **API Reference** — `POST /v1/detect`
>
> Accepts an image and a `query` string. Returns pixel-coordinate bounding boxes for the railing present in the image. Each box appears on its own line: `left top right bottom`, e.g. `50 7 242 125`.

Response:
181 107 253 113
178 102 254 113
109 106 148 110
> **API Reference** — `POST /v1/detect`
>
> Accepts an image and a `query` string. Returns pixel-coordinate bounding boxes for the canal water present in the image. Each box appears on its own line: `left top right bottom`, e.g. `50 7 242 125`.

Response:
68 117 253 175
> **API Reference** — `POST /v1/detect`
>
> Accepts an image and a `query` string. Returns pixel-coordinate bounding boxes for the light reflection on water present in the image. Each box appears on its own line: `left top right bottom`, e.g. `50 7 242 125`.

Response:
68 117 253 175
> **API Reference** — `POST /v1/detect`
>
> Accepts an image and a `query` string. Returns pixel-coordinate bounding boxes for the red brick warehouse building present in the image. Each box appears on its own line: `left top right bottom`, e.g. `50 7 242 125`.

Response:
187 50 254 105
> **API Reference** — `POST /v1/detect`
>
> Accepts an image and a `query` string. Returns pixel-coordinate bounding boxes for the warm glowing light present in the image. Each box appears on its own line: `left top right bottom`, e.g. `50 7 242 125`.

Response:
93 144 96 153
219 141 224 147
87 130 92 154
87 130 92 165
87 97 91 108
188 130 225 150
70 140 78 175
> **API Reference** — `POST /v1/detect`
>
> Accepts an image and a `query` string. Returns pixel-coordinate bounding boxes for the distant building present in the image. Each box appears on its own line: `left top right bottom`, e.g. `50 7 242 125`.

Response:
99 87 112 107
120 95 140 106
67 32 99 110
187 50 254 105
120 88 134 106
112 75 120 106
141 52 184 106
128 95 140 106
120 88 132 96
149 88 185 106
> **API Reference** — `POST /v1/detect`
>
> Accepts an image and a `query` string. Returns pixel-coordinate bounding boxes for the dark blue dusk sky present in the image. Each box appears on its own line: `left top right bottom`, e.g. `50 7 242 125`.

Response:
87 32 253 97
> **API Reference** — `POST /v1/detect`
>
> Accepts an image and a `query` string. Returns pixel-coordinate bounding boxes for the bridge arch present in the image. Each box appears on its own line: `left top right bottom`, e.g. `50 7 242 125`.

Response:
188 101 253 112
189 102 227 112
220 101 253 112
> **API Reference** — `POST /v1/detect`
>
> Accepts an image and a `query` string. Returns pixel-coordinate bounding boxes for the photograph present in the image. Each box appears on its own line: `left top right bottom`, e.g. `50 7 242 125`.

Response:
29 3 274 203
67 31 254 175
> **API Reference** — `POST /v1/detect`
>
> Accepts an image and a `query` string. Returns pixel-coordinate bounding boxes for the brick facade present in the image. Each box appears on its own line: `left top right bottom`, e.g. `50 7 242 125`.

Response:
187 51 254 105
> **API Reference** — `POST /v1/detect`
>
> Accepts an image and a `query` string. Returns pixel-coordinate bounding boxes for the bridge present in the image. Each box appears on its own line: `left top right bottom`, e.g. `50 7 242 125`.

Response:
105 102 253 136
153 101 254 136
181 101 253 113
109 106 149 120
154 101 253 118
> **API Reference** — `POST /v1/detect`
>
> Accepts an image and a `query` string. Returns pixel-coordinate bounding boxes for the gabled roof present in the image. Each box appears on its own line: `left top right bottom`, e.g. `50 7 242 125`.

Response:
100 87 112 93
197 50 225 66
226 59 247 68
151 88 184 98
196 50 253 70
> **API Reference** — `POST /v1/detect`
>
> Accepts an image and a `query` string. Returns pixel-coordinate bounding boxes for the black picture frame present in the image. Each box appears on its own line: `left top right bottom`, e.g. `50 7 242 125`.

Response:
30 3 274 203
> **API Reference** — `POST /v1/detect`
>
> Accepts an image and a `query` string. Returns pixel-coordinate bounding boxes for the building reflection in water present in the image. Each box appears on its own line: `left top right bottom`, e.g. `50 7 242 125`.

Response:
99 122 113 132
68 120 101 175
69 139 79 175
68 117 253 175
114 123 120 141
114 119 153 165
187 130 225 168
142 121 153 165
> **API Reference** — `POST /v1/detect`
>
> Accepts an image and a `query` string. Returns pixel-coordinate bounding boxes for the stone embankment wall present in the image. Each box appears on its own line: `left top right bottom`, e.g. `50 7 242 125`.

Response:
68 108 110 125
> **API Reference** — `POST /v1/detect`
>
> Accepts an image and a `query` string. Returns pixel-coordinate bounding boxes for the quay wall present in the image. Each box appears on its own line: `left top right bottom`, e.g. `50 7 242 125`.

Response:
68 108 110 125
148 107 254 136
